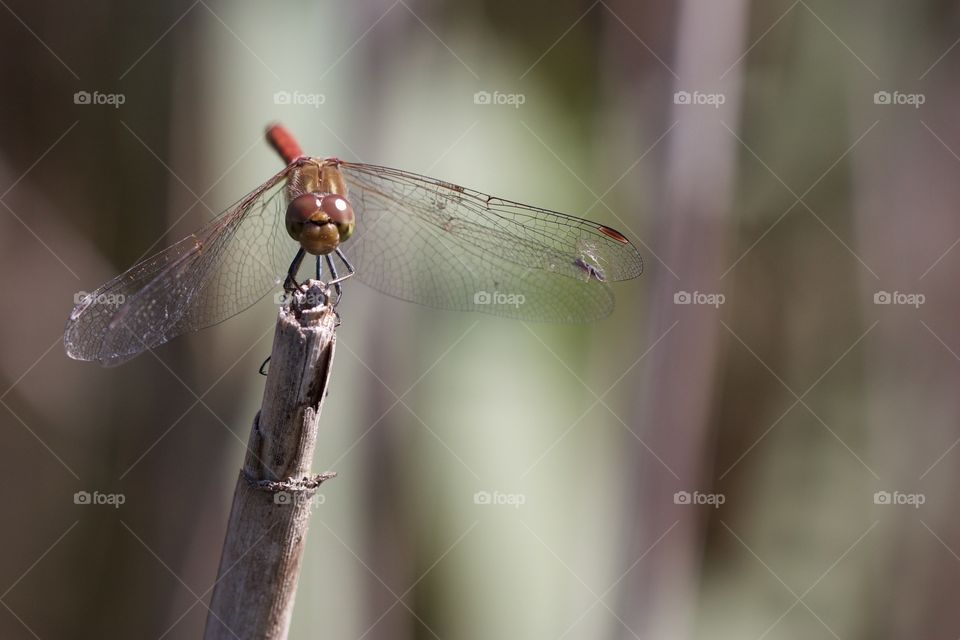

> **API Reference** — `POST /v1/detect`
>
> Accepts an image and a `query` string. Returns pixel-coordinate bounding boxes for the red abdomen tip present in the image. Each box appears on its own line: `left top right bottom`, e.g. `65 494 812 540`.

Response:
265 123 304 164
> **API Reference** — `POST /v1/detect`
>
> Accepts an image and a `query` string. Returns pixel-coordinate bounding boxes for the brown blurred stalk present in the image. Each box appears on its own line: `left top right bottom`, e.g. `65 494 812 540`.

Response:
203 283 338 640
617 0 748 636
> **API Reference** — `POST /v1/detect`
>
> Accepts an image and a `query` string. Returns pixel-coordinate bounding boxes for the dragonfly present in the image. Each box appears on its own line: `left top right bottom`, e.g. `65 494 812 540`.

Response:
64 124 643 366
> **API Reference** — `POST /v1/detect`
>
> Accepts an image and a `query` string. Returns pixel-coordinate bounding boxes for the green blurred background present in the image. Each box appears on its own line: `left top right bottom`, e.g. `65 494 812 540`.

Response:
2 0 959 638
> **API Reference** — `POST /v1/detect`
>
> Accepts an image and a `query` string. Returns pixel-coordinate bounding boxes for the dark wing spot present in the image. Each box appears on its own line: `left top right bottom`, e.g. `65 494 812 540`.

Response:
597 225 629 244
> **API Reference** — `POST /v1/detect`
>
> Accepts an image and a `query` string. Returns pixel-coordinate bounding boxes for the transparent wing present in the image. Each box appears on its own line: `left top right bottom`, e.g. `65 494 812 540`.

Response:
337 161 642 323
64 167 297 366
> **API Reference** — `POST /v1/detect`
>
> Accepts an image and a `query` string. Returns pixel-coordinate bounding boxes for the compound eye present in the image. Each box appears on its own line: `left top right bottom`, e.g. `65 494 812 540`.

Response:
285 193 354 255
285 193 322 238
320 194 355 242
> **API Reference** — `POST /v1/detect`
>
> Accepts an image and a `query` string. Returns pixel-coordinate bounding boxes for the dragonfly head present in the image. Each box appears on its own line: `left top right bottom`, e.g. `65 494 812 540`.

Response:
285 192 355 255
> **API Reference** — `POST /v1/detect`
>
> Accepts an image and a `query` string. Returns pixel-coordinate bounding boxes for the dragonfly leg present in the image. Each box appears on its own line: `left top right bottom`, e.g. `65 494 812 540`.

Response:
329 247 356 285
325 254 343 301
283 248 307 291
258 356 271 376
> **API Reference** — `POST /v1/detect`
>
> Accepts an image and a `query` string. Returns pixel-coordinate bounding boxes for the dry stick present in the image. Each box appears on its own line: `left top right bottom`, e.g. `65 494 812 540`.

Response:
203 281 338 640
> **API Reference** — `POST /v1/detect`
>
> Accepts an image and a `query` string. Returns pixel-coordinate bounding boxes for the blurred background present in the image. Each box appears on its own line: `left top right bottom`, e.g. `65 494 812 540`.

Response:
2 0 959 638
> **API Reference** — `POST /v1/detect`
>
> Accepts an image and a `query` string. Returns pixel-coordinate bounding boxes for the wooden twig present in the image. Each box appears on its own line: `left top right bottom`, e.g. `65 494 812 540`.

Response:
203 281 338 640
